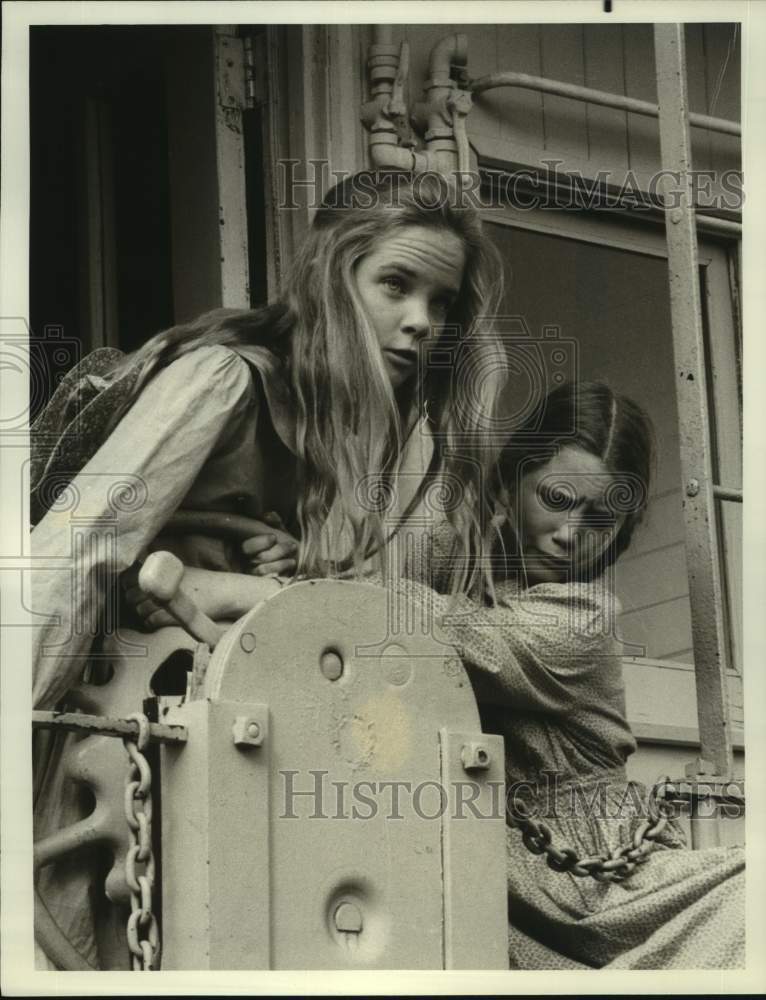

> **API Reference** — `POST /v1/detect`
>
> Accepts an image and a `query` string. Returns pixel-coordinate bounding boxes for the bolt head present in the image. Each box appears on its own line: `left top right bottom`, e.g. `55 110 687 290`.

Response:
320 650 343 681
239 631 257 653
232 714 266 747
334 901 363 933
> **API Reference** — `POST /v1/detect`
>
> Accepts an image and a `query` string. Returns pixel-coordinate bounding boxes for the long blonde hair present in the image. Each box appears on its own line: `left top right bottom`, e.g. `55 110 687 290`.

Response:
107 170 506 588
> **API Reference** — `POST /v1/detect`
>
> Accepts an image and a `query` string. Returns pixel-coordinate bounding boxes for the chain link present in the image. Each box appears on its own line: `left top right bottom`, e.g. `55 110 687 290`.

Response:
508 778 674 883
123 712 160 970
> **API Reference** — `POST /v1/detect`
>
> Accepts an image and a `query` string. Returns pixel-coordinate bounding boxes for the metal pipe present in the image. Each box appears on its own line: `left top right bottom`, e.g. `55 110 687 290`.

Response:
368 140 426 173
452 104 471 176
429 33 467 86
373 24 393 46
411 33 468 176
362 28 423 171
713 484 743 503
471 71 741 137
695 215 742 238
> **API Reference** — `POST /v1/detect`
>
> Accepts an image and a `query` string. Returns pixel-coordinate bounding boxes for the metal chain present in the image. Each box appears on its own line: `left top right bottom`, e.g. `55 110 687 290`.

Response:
123 712 160 970
507 779 675 883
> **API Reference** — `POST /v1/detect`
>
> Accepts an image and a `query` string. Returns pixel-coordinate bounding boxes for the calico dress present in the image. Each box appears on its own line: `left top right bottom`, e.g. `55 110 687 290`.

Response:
390 527 745 970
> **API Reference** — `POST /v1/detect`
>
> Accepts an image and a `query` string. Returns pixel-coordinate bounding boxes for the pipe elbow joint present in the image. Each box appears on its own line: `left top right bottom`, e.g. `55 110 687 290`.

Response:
429 33 468 84
368 140 420 173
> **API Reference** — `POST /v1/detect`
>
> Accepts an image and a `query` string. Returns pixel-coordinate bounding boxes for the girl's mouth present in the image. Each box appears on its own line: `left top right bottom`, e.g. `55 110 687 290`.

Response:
527 547 569 565
384 348 417 371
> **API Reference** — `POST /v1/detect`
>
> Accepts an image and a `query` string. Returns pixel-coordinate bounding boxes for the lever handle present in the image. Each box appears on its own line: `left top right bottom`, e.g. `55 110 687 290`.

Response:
139 551 225 650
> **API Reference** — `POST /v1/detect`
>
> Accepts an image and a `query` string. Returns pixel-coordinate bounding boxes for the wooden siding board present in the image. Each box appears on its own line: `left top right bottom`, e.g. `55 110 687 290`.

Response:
461 23 500 143
619 595 694 662
539 24 588 164
653 432 684 498
684 23 713 174
626 491 687 560
621 25 660 182
623 660 744 729
401 23 429 102
492 24 544 150
616 543 690 614
703 22 741 176
582 24 629 171
663 648 694 665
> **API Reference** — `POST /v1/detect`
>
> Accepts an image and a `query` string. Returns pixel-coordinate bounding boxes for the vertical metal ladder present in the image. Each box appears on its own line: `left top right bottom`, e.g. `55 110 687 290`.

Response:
653 23 743 846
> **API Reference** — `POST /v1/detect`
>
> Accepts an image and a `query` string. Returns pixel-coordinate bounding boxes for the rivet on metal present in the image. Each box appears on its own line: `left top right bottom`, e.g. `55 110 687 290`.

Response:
239 631 257 653
334 901 363 933
461 741 491 771
686 478 700 497
670 208 683 224
320 650 343 681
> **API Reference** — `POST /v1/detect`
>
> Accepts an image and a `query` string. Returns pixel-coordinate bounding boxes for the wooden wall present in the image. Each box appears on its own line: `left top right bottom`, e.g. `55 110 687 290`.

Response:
377 22 741 189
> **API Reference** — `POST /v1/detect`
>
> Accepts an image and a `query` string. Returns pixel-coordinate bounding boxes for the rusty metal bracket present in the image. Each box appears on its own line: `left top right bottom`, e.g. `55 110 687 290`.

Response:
460 740 492 771
33 710 188 745
660 776 745 811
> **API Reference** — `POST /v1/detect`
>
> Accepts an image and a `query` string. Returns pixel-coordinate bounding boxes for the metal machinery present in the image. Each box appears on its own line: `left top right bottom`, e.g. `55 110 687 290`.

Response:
34 559 508 970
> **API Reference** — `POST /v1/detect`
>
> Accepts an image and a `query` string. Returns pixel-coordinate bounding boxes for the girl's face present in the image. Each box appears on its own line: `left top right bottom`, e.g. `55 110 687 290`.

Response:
515 445 626 585
354 225 466 387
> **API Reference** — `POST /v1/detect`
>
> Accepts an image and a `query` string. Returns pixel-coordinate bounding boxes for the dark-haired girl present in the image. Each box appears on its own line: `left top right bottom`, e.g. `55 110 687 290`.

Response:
390 380 745 968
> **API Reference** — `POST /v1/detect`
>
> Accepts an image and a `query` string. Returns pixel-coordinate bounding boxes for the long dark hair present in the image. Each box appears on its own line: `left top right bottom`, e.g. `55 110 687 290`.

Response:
104 170 505 584
497 380 655 579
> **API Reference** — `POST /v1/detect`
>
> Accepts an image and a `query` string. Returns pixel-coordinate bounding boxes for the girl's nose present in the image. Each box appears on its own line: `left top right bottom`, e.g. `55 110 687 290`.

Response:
401 297 431 339
551 520 575 550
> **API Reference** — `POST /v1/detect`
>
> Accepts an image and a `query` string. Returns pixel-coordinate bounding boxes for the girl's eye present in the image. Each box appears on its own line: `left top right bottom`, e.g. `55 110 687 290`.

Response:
382 276 405 294
589 505 610 517
539 484 577 510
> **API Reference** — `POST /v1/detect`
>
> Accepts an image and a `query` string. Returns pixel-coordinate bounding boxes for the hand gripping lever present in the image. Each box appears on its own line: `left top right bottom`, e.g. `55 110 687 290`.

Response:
138 551 225 650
